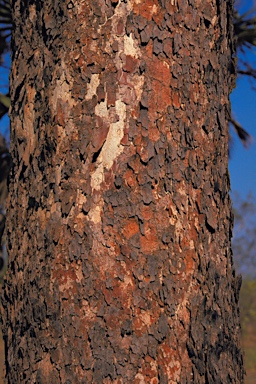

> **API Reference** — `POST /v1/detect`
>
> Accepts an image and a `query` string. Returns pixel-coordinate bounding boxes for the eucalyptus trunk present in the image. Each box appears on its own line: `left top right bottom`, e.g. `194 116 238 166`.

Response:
1 0 243 383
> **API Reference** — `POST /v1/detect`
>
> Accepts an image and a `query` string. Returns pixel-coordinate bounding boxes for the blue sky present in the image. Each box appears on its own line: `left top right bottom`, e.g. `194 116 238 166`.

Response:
229 0 256 199
0 50 9 141
230 76 256 199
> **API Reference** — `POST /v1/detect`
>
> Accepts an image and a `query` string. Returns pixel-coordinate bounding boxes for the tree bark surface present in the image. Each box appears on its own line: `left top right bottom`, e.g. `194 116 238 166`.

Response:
1 0 243 383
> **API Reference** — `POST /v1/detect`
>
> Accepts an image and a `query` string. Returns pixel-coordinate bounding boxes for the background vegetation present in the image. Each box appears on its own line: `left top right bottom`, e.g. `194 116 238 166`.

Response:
232 192 256 383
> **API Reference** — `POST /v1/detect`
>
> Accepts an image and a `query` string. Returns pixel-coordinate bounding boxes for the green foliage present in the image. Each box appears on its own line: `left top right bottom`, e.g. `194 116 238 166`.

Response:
239 278 256 383
233 191 256 382
240 279 256 329
0 91 10 119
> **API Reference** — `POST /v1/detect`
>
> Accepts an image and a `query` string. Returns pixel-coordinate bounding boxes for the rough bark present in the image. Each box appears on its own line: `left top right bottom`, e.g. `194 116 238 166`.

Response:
1 0 243 383
0 134 10 271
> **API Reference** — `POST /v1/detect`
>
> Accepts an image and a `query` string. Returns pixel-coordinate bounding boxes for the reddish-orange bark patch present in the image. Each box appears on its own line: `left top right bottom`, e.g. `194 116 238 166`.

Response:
172 91 181 108
122 219 140 239
140 228 159 253
133 0 159 21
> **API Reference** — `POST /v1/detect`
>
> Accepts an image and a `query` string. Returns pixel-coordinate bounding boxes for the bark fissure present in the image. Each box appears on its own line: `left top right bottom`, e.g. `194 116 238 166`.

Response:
1 0 244 383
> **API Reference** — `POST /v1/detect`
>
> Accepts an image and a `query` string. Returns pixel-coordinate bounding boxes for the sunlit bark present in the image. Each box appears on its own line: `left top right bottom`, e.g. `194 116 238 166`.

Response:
1 1 243 382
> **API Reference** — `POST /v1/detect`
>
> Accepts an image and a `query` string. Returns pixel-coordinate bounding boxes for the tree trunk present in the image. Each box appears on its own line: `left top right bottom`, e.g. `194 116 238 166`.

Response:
1 0 244 383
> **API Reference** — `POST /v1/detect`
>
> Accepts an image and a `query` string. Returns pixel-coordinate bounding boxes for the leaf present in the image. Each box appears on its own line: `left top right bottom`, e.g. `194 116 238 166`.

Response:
0 93 10 119
0 93 10 108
